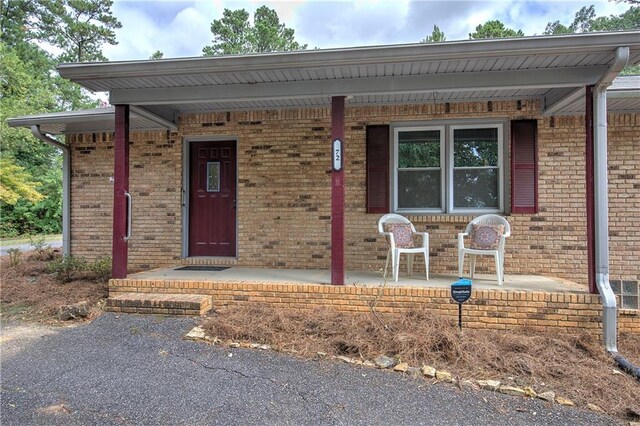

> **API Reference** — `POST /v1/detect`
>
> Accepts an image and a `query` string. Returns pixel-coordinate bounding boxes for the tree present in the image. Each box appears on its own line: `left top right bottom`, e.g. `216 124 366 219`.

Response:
149 50 164 59
0 0 119 237
543 5 639 74
469 20 524 39
544 5 596 34
0 158 44 205
421 25 446 43
203 6 307 56
41 0 122 62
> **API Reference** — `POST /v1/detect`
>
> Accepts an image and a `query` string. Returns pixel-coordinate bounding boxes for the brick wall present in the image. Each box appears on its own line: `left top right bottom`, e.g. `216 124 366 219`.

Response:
109 278 640 334
68 102 639 289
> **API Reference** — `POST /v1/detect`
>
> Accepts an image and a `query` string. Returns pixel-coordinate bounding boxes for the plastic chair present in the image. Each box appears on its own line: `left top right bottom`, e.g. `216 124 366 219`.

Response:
378 213 429 282
458 214 511 286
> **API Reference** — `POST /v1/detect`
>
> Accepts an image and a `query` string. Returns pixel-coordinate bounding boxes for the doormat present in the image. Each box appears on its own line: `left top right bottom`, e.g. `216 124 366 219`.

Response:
174 266 230 272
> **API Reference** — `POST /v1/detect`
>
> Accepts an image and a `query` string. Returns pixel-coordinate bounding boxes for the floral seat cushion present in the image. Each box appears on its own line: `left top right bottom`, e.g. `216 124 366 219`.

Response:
470 224 505 250
384 223 415 248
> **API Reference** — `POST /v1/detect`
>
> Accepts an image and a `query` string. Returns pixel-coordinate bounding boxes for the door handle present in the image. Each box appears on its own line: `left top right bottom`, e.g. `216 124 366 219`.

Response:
124 191 132 241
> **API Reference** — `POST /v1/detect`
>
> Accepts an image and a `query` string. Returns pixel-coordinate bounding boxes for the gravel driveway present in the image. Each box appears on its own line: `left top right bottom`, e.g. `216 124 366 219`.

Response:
0 313 617 425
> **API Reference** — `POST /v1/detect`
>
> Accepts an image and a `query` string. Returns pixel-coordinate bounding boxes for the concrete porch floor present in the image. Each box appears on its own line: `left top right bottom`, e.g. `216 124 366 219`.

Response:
129 267 588 294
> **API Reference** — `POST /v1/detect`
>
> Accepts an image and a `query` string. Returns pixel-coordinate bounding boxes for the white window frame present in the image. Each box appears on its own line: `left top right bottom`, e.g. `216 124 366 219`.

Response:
392 122 504 214
393 126 445 214
448 123 504 214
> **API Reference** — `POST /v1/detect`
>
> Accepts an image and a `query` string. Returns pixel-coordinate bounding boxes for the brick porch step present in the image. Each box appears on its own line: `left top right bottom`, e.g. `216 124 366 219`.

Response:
106 292 212 316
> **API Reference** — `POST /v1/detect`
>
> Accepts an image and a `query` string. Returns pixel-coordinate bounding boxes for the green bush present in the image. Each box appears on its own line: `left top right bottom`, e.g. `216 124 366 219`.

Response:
47 255 87 283
89 256 112 281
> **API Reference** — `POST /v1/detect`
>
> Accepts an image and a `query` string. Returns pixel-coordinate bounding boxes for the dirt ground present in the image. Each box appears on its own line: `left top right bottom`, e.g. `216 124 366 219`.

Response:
0 250 108 324
203 303 640 422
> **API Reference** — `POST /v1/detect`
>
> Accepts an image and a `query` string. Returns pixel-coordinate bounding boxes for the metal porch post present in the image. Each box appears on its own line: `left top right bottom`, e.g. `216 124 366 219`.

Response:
112 105 130 279
585 85 597 294
331 96 345 285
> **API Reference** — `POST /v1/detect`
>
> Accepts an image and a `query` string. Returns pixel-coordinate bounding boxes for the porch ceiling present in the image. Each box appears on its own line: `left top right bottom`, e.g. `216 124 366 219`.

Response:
56 31 639 120
7 32 640 135
6 106 176 135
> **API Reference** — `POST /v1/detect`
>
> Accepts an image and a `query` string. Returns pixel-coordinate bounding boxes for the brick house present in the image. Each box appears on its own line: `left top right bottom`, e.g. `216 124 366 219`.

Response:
8 32 640 334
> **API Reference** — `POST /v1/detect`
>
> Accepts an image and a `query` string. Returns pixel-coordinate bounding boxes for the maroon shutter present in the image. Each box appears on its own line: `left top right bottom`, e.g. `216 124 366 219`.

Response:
511 120 538 214
366 125 390 213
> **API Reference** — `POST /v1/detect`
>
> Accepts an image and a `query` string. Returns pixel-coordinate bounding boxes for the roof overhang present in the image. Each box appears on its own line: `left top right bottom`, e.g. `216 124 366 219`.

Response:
7 31 640 135
7 106 176 135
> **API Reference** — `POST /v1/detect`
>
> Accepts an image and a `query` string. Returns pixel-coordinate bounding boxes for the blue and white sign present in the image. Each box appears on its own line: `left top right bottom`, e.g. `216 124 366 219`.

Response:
451 278 472 303
332 139 342 172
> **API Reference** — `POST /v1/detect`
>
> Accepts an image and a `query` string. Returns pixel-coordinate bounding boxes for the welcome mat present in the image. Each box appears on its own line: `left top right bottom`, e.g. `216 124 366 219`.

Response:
174 266 230 272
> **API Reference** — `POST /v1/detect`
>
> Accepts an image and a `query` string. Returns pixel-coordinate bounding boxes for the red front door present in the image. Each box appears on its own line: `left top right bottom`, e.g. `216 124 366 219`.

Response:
189 141 236 257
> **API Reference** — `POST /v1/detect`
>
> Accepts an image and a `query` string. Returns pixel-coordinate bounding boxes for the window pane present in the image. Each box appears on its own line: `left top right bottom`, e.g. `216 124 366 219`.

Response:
398 170 441 209
453 128 498 167
207 162 220 192
622 295 639 310
398 130 440 168
454 169 498 208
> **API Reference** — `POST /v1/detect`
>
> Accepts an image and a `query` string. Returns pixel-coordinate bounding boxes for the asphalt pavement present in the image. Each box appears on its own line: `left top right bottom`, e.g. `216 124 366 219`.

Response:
0 313 618 425
0 239 62 256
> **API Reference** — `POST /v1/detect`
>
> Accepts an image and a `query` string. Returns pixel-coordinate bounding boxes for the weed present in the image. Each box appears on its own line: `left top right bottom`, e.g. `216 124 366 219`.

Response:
89 256 112 282
29 235 54 261
47 255 88 283
7 248 21 267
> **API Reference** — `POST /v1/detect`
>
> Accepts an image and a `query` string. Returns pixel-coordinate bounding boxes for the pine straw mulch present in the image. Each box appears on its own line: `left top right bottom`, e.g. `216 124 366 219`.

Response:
203 303 640 422
0 251 109 323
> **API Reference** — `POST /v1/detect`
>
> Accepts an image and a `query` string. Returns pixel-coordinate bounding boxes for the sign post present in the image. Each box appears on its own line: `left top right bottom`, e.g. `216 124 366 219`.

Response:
451 278 472 330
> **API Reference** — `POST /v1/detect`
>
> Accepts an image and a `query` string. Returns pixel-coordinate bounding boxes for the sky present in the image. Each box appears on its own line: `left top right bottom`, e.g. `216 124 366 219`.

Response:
103 0 633 61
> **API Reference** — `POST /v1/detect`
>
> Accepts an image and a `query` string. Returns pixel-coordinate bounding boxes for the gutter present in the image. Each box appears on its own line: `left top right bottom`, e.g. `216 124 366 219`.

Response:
57 31 640 89
592 46 640 380
30 126 70 257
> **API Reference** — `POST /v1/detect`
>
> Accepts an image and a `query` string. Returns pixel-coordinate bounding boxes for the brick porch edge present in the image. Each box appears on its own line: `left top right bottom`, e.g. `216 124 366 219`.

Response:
108 279 639 334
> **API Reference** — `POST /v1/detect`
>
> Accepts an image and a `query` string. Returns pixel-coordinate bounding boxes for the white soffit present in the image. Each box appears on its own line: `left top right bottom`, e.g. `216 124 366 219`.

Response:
54 31 640 114
7 107 176 135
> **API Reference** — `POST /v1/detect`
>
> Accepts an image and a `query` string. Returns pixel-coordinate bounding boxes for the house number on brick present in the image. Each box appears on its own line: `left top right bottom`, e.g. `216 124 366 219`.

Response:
332 139 342 172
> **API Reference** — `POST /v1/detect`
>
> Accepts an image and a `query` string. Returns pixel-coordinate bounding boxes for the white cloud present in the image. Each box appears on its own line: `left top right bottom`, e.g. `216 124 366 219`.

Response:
102 0 635 61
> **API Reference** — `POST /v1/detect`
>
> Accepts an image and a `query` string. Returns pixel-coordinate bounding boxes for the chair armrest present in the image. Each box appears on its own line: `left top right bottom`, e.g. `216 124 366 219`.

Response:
458 232 468 249
380 231 395 248
416 232 429 248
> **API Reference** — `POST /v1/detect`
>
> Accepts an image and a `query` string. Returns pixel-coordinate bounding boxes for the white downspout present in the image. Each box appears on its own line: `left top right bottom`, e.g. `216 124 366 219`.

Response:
592 46 628 353
30 126 70 257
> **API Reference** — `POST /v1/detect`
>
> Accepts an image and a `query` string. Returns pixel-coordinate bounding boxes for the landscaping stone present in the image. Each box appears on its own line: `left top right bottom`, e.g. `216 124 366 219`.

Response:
477 380 501 391
316 352 327 358
538 391 555 402
407 367 421 376
421 365 437 378
184 326 206 341
58 301 89 321
435 370 454 382
336 356 356 364
556 396 575 406
587 403 605 413
259 344 271 351
393 362 409 372
374 355 396 369
498 386 527 397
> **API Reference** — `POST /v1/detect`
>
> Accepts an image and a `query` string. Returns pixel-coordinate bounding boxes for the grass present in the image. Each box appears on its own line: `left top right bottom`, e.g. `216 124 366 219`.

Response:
203 303 640 422
0 234 62 247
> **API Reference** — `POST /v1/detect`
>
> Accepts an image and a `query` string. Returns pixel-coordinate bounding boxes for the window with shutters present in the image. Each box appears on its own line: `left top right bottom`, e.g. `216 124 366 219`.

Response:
393 123 504 214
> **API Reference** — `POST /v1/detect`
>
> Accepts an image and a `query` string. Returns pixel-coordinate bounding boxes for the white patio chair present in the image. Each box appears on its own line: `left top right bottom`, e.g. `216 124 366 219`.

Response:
378 213 429 282
458 214 511 286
